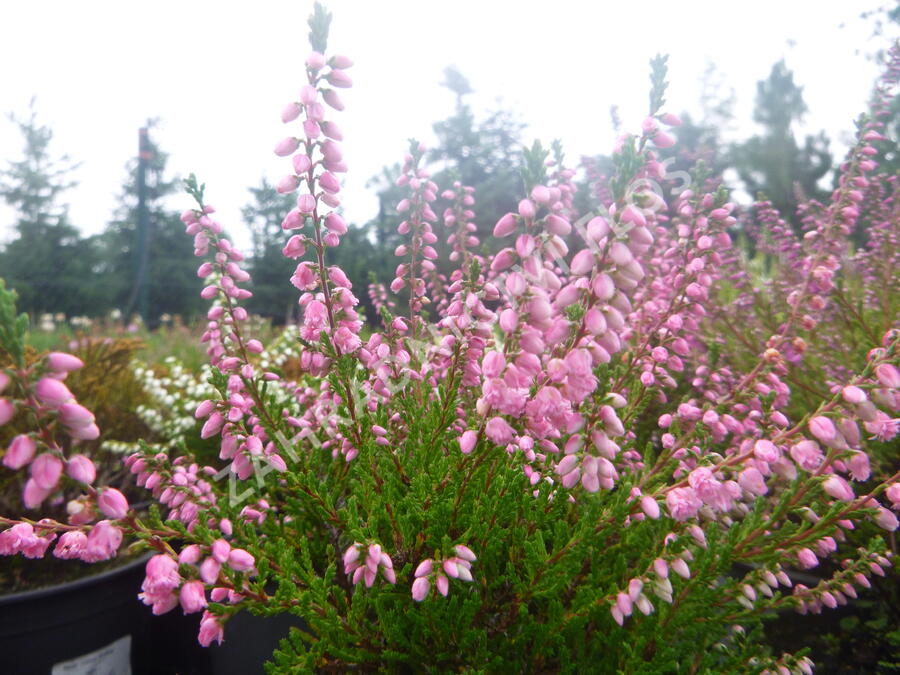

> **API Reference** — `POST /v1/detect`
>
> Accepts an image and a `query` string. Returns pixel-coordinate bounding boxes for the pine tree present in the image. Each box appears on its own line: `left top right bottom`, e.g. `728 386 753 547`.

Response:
0 102 103 317
243 178 297 323
731 61 832 226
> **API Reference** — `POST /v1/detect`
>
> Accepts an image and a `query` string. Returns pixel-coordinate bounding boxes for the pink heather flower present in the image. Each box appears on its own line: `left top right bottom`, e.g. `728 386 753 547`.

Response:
53 530 88 559
179 545 203 565
738 467 768 496
212 538 231 563
322 88 344 111
453 544 477 562
790 440 824 472
58 402 95 429
640 495 660 519
459 430 477 454
30 453 63 490
842 386 867 404
886 483 900 507
281 102 301 123
98 488 129 519
545 214 571 236
47 352 84 372
82 520 123 562
277 175 299 194
666 487 702 521
180 580 208 614
274 137 299 157
485 417 514 445
518 198 536 219
753 439 780 464
411 576 430 602
0 399 13 426
197 611 224 646
875 363 900 389
34 377 74 407
66 454 96 484
846 452 870 481
227 548 256 572
570 249 595 276
823 475 854 502
324 213 348 235
68 423 100 441
282 235 306 259
3 434 36 470
200 412 225 440
326 69 352 88
652 131 675 148
493 212 516 237
874 507 899 531
297 193 317 214
200 557 221 584
809 416 838 444
22 478 52 509
660 112 682 126
797 548 819 569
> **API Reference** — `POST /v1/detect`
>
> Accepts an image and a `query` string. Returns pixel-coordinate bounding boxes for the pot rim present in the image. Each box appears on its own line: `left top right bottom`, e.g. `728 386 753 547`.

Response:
0 552 150 606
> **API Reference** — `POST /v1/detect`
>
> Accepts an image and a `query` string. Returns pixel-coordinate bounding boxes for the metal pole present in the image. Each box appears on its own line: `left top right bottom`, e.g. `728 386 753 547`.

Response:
135 127 151 324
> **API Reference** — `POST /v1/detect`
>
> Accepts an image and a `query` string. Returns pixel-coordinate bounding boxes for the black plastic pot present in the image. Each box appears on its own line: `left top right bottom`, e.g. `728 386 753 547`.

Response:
0 555 305 674
0 556 160 675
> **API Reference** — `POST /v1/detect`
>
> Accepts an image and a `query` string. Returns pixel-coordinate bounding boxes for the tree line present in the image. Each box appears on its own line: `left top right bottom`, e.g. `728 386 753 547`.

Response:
0 57 891 325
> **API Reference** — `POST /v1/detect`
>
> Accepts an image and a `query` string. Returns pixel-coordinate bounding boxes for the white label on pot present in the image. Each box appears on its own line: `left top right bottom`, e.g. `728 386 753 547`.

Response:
51 635 131 675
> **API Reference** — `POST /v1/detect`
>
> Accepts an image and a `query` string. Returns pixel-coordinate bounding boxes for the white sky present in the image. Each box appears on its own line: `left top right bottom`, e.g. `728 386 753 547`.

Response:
0 0 895 253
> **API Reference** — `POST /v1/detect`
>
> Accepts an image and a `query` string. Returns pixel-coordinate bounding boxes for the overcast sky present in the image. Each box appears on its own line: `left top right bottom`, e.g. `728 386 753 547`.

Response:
0 0 896 252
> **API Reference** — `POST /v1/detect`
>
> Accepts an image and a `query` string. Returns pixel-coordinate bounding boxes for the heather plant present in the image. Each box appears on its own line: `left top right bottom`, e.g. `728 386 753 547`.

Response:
1 6 899 673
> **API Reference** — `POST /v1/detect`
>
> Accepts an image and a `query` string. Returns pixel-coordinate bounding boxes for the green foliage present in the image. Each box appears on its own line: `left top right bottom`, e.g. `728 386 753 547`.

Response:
0 280 28 368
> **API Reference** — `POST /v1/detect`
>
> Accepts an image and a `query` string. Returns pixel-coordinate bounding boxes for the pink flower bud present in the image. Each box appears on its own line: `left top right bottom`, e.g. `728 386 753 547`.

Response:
324 213 348 235
518 199 536 219
652 131 675 148
66 455 96 483
412 576 430 601
180 580 208 614
68 423 100 440
200 413 224 439
797 548 819 569
545 214 571 236
274 137 299 157
330 54 354 69
31 453 63 490
281 102 301 123
323 88 344 111
59 402 95 429
570 249 595 276
874 507 899 531
0 399 11 426
875 363 900 389
306 52 326 69
458 432 477 455
3 434 36 470
200 557 221 584
493 212 517 238
326 69 352 88
228 548 255 572
809 416 837 443
47 352 84 372
823 475 854 502
34 377 74 407
640 495 660 519
98 488 129 519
